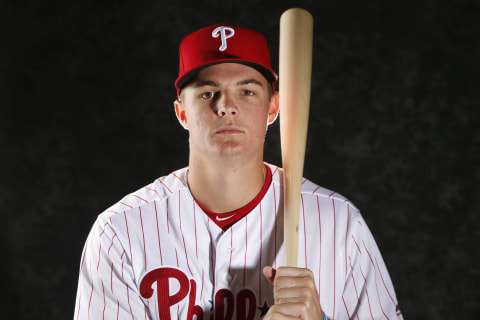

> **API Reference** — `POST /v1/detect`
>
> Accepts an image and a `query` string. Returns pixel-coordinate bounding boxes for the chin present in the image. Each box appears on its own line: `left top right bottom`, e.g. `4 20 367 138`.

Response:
217 145 245 157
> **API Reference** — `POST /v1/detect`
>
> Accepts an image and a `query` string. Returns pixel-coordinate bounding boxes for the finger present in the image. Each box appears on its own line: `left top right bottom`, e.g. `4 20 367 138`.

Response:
275 267 315 279
274 286 316 304
275 296 309 305
263 266 277 284
264 304 303 320
265 302 309 319
273 274 316 290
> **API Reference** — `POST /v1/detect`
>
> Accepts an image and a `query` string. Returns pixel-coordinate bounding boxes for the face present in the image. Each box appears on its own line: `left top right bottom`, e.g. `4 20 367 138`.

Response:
175 63 279 160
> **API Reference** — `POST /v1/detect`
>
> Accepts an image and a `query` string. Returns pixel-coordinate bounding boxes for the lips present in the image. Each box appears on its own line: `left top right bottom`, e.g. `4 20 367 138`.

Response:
216 126 244 135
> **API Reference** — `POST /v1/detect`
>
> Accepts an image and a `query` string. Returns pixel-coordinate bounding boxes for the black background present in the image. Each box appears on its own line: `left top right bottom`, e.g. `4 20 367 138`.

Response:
2 0 479 319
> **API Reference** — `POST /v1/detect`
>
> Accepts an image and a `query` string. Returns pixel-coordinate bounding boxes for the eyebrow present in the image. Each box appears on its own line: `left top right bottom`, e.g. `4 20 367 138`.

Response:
236 79 264 87
193 80 218 88
192 79 264 88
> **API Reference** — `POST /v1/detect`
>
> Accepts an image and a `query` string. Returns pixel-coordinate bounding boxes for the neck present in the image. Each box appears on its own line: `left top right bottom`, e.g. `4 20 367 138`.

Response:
187 155 266 214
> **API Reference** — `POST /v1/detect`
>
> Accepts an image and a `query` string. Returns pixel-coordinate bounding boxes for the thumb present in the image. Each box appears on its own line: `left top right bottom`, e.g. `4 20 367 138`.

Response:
262 266 276 284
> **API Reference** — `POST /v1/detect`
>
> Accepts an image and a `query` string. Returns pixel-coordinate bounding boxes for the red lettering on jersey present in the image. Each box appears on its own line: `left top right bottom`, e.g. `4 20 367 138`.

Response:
140 267 190 320
215 289 234 320
187 279 203 320
236 289 256 320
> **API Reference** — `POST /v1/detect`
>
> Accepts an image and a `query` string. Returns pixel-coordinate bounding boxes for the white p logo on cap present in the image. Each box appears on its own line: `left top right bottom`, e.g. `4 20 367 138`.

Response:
212 26 235 52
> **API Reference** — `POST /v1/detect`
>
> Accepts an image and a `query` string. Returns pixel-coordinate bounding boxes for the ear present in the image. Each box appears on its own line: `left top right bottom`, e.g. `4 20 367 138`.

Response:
174 99 188 130
267 91 280 125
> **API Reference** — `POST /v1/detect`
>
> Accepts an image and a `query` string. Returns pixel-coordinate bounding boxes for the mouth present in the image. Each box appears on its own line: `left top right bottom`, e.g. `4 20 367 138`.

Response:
216 126 244 135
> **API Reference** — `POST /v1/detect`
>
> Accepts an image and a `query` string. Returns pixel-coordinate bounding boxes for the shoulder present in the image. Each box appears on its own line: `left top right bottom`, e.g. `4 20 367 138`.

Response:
266 162 361 216
97 167 189 221
302 179 359 210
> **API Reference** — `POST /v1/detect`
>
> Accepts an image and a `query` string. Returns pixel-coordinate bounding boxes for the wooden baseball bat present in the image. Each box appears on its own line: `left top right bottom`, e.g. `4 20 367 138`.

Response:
279 8 314 267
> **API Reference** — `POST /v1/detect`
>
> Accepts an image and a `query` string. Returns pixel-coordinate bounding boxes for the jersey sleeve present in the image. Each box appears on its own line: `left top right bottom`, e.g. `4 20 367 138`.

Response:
339 213 403 320
74 217 150 320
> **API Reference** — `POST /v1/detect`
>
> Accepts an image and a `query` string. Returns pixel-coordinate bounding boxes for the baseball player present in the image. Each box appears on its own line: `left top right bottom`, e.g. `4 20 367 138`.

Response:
74 23 403 320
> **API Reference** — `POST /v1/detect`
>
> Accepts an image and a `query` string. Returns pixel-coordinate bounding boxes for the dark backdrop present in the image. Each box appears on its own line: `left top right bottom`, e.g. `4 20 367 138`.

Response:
1 0 479 319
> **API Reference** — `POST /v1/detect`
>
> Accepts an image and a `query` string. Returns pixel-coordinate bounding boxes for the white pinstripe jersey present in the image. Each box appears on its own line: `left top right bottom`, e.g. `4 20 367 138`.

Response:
74 163 402 320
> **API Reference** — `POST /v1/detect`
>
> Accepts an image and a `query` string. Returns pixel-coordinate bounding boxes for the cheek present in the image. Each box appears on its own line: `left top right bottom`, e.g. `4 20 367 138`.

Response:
186 113 211 141
249 109 269 138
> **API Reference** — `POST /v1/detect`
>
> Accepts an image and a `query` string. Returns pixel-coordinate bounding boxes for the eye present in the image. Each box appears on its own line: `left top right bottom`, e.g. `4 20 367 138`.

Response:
242 89 254 96
201 91 215 99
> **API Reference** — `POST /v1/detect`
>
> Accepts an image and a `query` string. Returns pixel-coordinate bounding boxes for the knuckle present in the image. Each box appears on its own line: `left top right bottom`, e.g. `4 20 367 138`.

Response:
303 297 311 308
273 275 283 286
266 306 279 319
304 277 315 289
301 287 311 297
305 268 314 278
300 301 308 313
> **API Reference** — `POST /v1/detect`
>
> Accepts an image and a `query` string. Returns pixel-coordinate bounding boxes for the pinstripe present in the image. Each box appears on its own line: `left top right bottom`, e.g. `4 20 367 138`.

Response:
373 266 390 320
99 222 108 238
130 194 148 203
362 240 376 268
200 269 205 300
153 200 163 264
166 198 170 233
362 242 390 320
259 203 263 304
193 199 199 259
175 248 179 267
273 183 277 269
213 240 217 292
123 211 133 263
120 201 133 209
110 263 114 293
349 260 360 303
375 257 397 306
173 173 187 186
178 190 193 275
146 186 160 197
157 178 173 193
342 296 351 320
96 243 102 271
352 235 361 253
126 285 134 320
107 233 117 255
139 207 147 271
360 264 374 320
102 280 106 320
121 257 125 280
228 227 233 274
87 259 93 320
207 218 215 293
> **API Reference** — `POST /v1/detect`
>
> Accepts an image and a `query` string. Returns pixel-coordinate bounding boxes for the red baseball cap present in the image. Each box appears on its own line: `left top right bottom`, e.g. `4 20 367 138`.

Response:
175 23 278 95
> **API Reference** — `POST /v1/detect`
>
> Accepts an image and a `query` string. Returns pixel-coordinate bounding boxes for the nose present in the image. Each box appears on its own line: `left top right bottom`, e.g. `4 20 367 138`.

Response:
216 92 237 117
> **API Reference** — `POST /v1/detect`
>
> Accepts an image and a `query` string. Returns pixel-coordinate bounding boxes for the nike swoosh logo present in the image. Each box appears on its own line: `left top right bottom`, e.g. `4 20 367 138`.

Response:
216 214 236 221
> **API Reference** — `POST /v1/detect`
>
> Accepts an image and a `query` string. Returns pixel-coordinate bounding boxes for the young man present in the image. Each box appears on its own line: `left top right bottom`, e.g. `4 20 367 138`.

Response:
74 23 402 320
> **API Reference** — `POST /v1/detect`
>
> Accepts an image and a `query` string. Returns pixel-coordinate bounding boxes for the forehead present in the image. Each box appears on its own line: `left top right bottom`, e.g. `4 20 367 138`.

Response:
193 63 269 86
